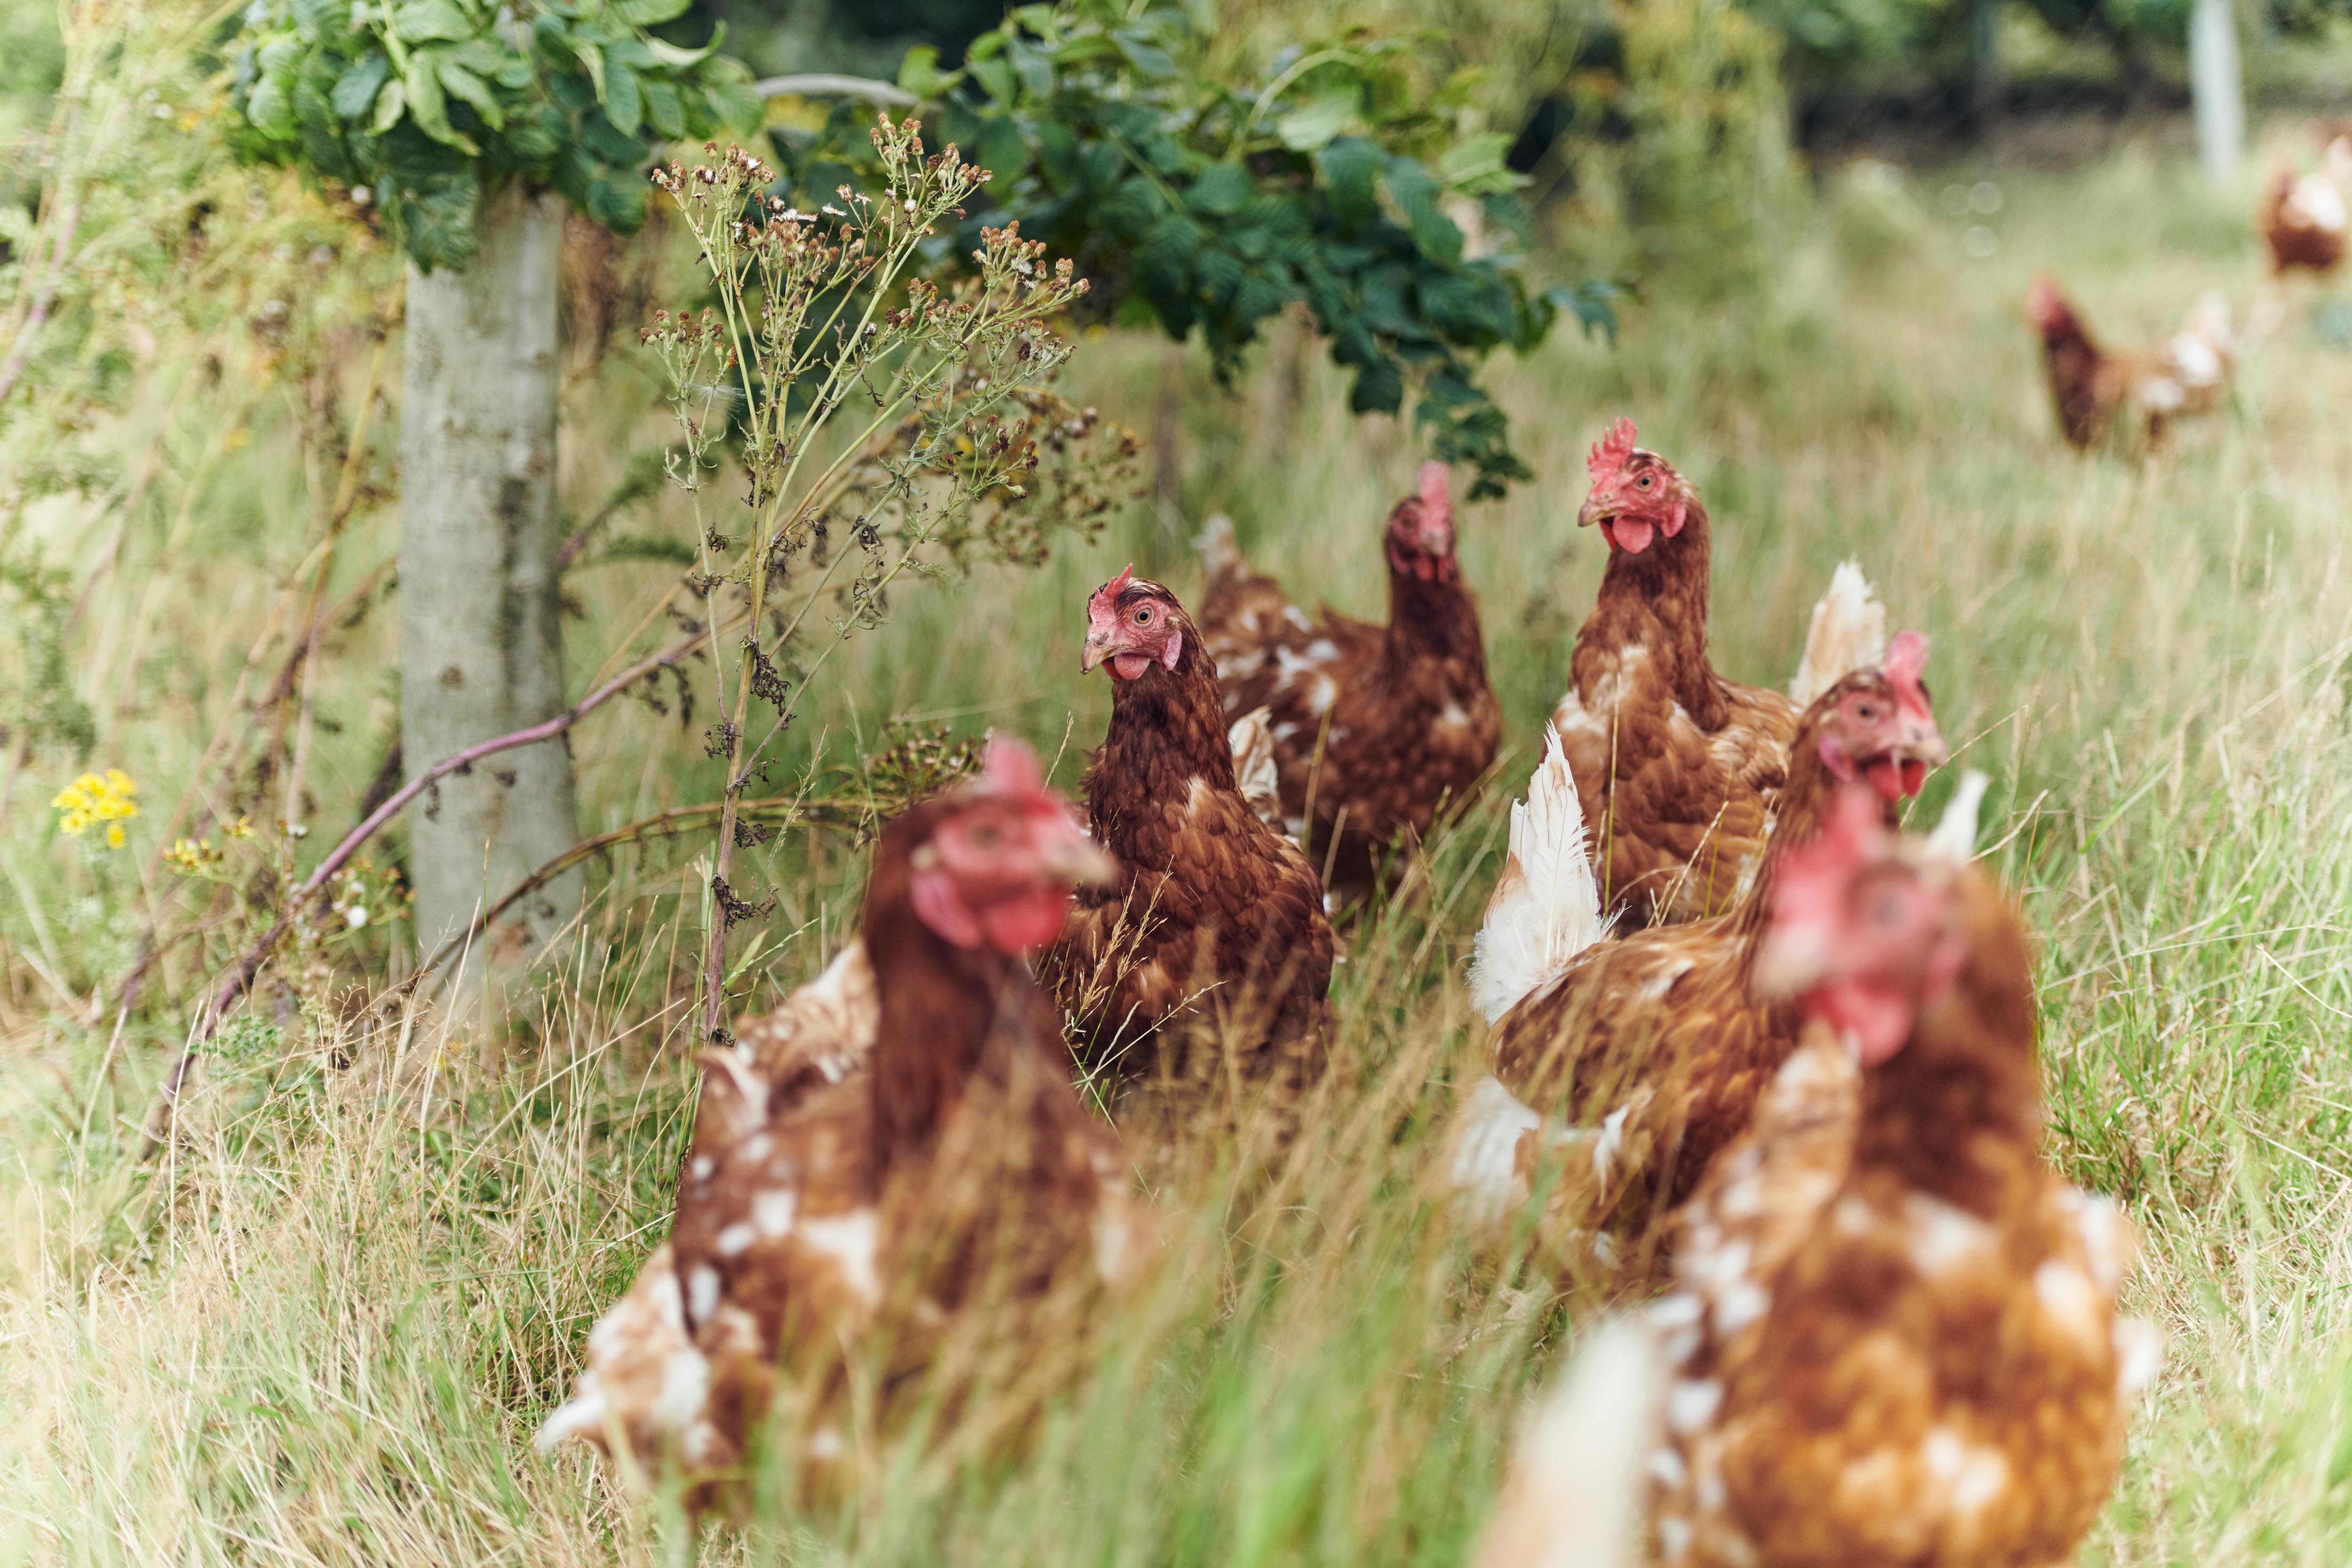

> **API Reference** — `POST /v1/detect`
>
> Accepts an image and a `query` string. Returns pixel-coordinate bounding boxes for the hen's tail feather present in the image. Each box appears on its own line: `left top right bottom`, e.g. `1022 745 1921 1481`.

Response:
1196 512 1246 586
1470 1316 1664 1568
1228 706 1286 832
1470 726 1605 1025
1788 561 1887 707
1923 769 1990 865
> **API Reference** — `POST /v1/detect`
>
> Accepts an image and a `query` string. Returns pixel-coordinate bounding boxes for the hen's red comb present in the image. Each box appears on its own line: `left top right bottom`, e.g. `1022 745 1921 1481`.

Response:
1090 563 1136 607
980 734 1045 798
1587 417 1637 484
1884 629 1931 716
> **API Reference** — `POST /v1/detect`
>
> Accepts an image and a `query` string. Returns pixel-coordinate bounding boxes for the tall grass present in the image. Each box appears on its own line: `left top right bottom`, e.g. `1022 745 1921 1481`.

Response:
8 123 2352 1564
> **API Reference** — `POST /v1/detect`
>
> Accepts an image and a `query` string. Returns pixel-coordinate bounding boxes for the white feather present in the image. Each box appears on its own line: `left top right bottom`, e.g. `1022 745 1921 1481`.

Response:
1470 1317 1665 1568
1470 727 1605 1024
1788 561 1887 707
1448 1075 1542 1225
1227 705 1286 833
1924 769 1990 864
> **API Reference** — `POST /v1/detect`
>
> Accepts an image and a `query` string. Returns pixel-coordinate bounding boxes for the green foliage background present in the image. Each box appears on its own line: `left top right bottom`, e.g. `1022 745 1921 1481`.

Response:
228 0 764 267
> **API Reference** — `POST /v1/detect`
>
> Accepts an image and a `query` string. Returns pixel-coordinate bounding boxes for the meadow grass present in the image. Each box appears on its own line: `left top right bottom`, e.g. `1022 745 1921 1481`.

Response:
7 123 2352 1564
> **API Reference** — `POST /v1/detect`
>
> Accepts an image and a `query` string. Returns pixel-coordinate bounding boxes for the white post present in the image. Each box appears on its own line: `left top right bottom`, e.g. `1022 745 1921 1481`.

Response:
398 181 584 961
2191 0 2245 184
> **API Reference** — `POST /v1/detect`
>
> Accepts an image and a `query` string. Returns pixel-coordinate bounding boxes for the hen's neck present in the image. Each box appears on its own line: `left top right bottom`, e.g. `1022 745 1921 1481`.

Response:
1730 739 1846 947
1383 562 1487 677
859 837 1037 1174
1581 504 1720 722
1085 637 1235 858
1850 887 2043 1216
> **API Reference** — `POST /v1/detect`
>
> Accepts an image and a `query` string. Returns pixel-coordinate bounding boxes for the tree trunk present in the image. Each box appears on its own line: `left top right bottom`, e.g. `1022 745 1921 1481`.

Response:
1967 0 2002 135
398 182 583 961
2190 0 2245 184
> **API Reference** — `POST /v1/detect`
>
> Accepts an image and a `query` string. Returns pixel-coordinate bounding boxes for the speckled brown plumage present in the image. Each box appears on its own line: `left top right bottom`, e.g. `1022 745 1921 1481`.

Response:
1485 664 1944 1272
1039 573 1335 1094
1552 422 1801 927
1194 465 1501 895
538 755 1148 1504
1647 836 2155 1568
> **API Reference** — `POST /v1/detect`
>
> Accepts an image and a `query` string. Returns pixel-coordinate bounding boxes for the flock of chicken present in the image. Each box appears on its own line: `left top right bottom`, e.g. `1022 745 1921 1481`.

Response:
2031 123 2349 447
530 399 2162 1564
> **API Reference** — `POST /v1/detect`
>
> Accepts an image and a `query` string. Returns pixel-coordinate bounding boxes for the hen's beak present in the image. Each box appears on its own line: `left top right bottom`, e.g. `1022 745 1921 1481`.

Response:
1045 832 1118 887
1080 631 1115 674
1576 492 1613 529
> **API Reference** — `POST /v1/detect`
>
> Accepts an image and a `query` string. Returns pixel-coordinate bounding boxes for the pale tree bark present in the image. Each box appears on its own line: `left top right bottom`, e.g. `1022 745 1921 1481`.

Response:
2191 0 2246 184
398 181 583 959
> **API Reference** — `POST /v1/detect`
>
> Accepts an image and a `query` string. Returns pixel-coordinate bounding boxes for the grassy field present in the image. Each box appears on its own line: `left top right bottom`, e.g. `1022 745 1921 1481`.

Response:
8 115 2352 1565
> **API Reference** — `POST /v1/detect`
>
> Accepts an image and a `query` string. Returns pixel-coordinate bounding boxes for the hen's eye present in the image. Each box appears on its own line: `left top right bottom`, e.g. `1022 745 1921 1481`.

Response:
968 824 1000 849
1636 474 1654 489
1134 607 1152 623
1854 701 1878 721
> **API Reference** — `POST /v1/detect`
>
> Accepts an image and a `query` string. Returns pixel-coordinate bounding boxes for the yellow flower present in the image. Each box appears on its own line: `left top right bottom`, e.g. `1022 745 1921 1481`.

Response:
52 769 139 845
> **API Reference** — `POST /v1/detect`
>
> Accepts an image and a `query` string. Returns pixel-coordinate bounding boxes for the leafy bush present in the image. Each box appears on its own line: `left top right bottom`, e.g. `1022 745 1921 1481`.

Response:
772 2 1617 498
225 0 764 268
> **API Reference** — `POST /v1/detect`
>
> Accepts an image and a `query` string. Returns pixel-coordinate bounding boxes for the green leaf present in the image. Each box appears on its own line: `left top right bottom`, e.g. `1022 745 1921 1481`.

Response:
612 0 691 24
391 0 473 44
896 43 952 100
644 24 722 70
1317 137 1381 228
370 77 406 133
642 75 682 139
436 58 504 130
578 109 644 164
329 51 389 119
1135 212 1200 297
967 53 1015 106
394 169 481 271
1109 25 1176 80
574 40 606 103
604 59 643 135
1348 351 1403 415
1276 88 1357 153
1187 162 1252 216
1037 120 1078 190
1437 132 1518 193
1005 35 1053 99
245 74 296 138
1384 154 1461 266
506 101 566 160
973 115 1026 193
586 173 647 231
1094 175 1159 238
404 51 479 153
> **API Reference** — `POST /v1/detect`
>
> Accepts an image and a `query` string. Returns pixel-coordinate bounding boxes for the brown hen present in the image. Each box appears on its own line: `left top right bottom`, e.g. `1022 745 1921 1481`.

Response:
1551 418 1888 927
1194 462 1501 896
536 741 1150 1504
2029 275 2233 449
1454 637 1947 1275
1641 786 2160 1568
2258 137 2349 279
1038 568 1335 1097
